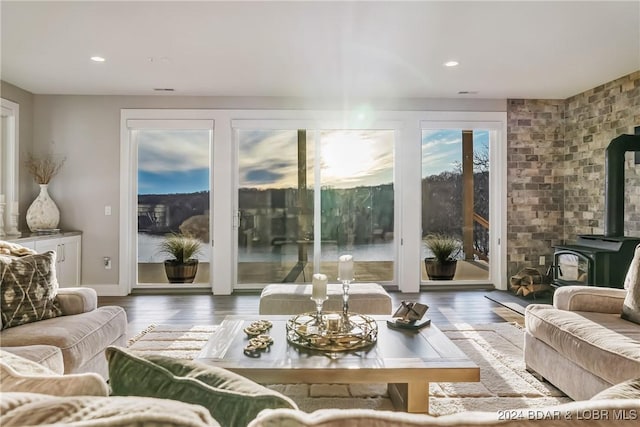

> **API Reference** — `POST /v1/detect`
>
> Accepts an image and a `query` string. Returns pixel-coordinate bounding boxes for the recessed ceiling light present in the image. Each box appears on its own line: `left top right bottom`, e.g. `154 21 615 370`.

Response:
91 56 106 62
444 61 459 67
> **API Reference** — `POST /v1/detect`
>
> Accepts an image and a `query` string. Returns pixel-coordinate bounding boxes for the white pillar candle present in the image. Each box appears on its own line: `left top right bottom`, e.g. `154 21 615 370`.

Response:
312 273 328 300
338 254 354 281
11 201 18 212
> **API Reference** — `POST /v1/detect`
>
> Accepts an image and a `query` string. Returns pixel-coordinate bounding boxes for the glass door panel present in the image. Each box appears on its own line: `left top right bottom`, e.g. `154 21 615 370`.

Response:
135 129 211 285
237 130 315 284
236 128 395 286
319 130 394 282
421 129 490 282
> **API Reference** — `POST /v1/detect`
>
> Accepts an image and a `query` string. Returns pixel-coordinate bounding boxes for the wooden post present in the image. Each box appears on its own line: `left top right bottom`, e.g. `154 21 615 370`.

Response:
297 130 308 263
462 130 474 261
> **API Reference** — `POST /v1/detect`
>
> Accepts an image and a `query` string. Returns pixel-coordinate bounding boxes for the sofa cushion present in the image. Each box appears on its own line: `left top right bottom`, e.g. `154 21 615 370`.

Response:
106 346 296 427
247 400 640 427
525 304 640 386
0 361 109 397
0 349 108 396
0 349 58 376
0 306 127 374
0 345 64 373
591 378 640 400
0 392 219 427
622 245 640 324
0 251 62 330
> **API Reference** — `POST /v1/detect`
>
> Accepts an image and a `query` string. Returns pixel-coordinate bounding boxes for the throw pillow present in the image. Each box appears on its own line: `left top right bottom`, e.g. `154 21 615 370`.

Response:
1 392 219 427
0 350 109 397
591 378 640 400
0 251 62 329
0 349 58 376
106 346 297 427
622 244 640 324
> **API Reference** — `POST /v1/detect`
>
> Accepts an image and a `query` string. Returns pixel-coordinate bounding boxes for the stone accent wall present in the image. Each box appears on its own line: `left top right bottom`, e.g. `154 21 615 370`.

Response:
506 99 565 277
564 71 640 238
506 71 640 279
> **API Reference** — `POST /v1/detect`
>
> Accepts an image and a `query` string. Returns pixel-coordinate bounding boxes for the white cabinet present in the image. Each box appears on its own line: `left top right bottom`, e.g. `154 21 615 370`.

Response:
33 235 82 287
5 232 82 287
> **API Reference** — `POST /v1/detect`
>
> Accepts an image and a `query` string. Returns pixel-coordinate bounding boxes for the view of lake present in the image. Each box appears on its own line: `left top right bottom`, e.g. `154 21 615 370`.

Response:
138 232 405 263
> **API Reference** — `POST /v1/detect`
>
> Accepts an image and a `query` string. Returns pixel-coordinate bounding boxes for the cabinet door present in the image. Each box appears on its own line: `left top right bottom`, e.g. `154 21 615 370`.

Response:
34 236 81 287
59 236 81 286
34 239 59 257
18 241 37 250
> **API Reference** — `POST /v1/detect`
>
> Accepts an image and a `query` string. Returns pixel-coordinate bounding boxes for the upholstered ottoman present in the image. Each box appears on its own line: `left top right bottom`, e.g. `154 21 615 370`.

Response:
259 283 392 315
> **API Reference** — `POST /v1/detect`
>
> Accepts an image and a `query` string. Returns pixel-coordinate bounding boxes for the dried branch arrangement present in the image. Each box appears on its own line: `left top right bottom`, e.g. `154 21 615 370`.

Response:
24 154 66 184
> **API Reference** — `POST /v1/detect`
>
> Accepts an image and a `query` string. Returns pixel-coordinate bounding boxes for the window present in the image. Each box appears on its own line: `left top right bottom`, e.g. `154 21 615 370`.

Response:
421 127 496 284
122 115 214 289
235 127 395 286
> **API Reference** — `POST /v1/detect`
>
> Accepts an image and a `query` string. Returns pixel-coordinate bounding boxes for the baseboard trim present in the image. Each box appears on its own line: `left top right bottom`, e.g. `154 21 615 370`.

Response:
84 284 128 296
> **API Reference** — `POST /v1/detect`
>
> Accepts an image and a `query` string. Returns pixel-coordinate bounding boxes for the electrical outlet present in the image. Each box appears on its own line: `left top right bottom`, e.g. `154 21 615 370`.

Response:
104 257 112 269
539 256 545 266
104 205 112 216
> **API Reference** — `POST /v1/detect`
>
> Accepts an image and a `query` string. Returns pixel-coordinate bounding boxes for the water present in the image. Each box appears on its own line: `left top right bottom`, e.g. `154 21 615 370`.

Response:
138 233 402 263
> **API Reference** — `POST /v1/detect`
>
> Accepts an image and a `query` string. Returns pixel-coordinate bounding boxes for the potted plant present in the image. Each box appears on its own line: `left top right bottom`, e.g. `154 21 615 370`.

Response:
423 233 461 280
158 233 202 283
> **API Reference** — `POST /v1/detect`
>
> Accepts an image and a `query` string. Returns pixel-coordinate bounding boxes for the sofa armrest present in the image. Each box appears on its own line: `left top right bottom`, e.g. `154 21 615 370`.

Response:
56 287 97 315
553 285 627 313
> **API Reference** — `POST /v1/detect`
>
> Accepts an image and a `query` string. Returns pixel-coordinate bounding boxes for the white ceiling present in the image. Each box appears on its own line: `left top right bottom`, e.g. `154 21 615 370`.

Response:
2 1 639 99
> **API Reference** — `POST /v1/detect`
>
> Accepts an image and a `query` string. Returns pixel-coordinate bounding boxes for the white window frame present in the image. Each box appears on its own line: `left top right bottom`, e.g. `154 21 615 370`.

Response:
418 114 508 290
1 98 19 228
119 110 216 295
118 109 506 296
231 119 402 290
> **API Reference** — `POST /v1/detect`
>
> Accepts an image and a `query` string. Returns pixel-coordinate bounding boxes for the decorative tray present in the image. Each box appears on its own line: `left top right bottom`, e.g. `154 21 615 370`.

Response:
286 312 378 352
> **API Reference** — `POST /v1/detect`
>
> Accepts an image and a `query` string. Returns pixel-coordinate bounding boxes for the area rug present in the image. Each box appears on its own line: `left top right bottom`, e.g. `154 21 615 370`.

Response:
127 322 571 415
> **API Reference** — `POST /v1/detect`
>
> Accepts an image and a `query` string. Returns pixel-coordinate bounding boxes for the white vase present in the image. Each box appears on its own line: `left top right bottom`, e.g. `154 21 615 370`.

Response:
26 184 60 231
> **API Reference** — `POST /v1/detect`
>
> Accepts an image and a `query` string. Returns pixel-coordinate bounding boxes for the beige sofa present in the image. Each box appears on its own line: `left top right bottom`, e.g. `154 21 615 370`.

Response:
524 285 640 400
2 341 639 426
0 287 127 378
2 392 639 426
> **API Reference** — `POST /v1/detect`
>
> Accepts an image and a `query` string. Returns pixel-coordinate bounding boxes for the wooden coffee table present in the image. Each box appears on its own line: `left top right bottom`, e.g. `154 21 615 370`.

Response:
196 315 479 413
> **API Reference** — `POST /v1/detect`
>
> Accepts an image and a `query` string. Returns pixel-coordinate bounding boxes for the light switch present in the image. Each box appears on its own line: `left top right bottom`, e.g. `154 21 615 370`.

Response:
105 205 112 216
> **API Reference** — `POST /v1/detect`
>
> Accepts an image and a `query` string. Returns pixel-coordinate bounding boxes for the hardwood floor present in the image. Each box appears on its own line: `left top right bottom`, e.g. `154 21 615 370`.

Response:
99 290 523 339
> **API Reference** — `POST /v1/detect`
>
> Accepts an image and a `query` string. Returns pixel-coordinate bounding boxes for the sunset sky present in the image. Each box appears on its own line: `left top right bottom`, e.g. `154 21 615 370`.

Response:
137 128 489 194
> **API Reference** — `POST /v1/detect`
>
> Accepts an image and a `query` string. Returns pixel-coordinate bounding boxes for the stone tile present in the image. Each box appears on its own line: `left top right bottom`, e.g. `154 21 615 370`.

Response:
283 384 309 397
349 383 388 397
506 71 640 278
309 384 350 397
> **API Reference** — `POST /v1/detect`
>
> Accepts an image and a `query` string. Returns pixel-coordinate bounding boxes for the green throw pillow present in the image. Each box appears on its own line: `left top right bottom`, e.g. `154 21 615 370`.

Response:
0 251 62 329
106 346 297 427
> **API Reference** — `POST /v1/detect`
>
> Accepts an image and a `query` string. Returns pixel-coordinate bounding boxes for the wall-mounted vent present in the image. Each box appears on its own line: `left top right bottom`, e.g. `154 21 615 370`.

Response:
153 88 175 92
457 91 478 95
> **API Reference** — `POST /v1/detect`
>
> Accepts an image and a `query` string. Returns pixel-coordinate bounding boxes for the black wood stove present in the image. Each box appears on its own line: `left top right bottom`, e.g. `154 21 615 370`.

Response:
552 133 640 288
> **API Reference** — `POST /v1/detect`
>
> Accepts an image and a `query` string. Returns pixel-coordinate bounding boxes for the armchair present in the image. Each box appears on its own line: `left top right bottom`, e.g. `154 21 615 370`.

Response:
1 287 127 378
524 285 640 400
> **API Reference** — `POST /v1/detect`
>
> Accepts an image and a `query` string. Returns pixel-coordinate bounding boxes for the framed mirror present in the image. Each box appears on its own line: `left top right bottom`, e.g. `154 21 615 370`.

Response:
1 98 19 233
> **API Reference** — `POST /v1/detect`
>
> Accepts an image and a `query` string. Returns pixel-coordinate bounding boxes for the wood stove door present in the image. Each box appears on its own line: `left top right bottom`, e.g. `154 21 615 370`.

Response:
553 251 592 286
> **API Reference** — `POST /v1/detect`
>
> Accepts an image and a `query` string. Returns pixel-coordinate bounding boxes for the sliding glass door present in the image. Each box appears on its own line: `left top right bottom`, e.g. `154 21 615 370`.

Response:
235 127 394 287
421 128 490 282
130 121 213 288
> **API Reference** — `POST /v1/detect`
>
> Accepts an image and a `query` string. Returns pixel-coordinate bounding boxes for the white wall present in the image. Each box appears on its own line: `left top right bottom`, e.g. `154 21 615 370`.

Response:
1 81 34 231
28 93 506 289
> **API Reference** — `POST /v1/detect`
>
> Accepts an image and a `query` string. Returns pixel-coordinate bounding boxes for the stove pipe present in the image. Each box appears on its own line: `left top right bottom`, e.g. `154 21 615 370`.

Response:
604 134 640 237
